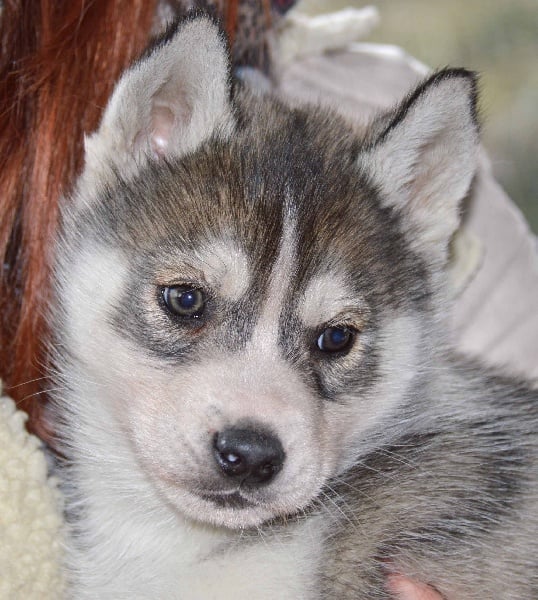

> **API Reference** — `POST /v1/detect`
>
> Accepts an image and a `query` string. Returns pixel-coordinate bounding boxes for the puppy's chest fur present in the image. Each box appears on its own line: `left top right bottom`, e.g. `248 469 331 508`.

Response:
51 15 537 599
75 492 325 599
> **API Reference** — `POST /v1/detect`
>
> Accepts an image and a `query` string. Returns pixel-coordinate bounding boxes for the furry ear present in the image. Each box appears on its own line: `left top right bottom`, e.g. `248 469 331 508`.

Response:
361 69 479 263
83 15 233 181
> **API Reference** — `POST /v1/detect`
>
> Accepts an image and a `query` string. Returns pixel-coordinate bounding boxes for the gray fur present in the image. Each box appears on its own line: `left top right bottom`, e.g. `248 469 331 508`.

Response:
50 15 537 599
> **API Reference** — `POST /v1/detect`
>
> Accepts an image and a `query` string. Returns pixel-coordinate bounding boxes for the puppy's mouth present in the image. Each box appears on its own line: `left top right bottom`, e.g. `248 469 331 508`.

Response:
198 490 253 510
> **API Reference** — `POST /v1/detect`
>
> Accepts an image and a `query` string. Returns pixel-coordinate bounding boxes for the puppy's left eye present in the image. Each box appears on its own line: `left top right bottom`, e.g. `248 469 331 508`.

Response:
162 285 205 318
317 326 354 353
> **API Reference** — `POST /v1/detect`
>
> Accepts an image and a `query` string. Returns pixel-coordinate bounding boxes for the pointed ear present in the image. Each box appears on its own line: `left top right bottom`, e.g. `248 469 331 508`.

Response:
83 15 234 181
361 69 480 262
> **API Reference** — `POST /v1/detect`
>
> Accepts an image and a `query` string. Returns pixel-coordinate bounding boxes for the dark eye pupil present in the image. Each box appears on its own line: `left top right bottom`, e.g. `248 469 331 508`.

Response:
163 286 205 318
179 291 198 309
317 326 353 353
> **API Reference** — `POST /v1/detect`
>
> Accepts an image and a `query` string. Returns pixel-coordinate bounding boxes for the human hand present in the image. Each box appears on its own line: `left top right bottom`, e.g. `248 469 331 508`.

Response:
387 574 444 600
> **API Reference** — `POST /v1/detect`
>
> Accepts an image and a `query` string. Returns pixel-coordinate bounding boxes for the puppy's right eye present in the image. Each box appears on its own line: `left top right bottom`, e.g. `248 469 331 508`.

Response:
162 285 205 318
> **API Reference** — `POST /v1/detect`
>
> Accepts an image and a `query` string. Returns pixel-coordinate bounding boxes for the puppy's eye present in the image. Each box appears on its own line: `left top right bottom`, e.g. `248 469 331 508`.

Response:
162 285 205 318
317 326 354 353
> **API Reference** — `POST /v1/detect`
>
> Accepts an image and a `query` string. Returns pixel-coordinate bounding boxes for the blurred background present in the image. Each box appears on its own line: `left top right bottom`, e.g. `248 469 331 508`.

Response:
301 0 538 233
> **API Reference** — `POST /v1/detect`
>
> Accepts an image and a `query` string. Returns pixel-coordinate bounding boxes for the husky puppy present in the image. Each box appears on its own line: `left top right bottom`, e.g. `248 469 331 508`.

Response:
50 14 537 599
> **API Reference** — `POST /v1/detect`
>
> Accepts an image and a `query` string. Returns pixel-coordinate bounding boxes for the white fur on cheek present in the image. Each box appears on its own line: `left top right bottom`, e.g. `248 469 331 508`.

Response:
329 314 424 472
60 247 127 368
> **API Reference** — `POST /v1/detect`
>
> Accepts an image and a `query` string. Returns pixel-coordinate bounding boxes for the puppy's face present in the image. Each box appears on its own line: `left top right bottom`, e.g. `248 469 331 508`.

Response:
58 131 432 529
54 17 478 529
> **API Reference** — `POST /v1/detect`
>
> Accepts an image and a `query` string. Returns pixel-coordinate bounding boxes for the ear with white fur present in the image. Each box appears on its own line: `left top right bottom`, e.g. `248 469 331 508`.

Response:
83 15 233 182
361 69 480 263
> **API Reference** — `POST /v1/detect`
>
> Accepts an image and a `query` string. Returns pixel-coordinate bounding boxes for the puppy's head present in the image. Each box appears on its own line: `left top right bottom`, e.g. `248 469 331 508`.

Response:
54 16 479 528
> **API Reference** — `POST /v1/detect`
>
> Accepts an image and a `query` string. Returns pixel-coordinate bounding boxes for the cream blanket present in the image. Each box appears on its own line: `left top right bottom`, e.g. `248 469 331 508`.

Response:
0 386 64 598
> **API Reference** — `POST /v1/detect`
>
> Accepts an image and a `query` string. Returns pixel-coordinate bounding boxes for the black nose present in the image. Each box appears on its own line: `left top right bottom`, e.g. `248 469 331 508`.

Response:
213 426 285 485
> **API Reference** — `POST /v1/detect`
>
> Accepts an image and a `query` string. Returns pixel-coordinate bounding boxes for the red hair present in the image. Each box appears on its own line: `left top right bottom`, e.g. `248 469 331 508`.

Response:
0 0 158 439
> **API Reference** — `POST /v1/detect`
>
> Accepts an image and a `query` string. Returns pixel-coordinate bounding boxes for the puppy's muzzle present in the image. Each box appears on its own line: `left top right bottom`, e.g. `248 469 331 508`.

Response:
213 426 285 486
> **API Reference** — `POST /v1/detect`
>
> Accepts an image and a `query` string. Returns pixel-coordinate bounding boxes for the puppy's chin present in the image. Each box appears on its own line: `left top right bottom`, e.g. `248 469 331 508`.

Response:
162 486 289 529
